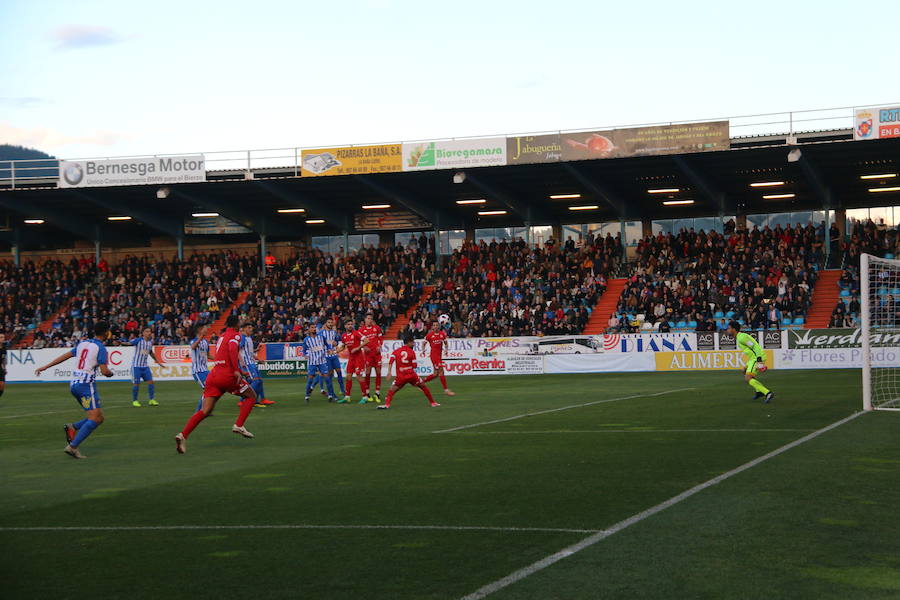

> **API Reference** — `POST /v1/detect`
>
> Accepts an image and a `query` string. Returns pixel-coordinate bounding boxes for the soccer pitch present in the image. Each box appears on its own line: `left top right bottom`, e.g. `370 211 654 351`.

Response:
1 371 898 599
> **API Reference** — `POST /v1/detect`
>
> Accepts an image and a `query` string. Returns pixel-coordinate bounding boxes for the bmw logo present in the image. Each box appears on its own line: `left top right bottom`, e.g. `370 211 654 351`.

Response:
63 163 84 185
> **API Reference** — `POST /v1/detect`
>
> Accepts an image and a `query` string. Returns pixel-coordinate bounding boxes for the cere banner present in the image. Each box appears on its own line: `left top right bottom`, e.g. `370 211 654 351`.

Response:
853 106 900 140
559 121 729 162
59 156 206 188
300 144 402 176
402 138 507 171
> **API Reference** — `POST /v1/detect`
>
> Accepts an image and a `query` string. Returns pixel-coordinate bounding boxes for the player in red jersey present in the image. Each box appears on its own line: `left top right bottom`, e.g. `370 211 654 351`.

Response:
338 319 370 404
358 313 384 402
174 314 257 454
377 332 439 410
422 320 455 396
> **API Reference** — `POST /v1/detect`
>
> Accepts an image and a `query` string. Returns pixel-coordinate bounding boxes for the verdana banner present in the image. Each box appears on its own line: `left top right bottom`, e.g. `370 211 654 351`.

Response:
59 155 206 188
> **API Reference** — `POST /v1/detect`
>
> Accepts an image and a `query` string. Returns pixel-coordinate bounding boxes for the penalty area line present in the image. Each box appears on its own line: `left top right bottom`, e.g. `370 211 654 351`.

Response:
459 410 866 600
0 524 600 534
432 388 695 434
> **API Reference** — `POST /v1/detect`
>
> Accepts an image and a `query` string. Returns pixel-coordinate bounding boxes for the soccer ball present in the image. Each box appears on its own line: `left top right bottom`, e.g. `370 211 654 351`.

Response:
438 314 451 325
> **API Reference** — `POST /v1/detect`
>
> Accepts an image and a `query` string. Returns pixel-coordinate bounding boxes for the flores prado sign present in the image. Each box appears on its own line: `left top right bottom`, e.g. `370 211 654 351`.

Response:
59 155 206 188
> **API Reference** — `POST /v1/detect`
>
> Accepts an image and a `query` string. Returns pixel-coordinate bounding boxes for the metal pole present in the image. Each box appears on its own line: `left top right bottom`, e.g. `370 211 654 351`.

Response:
177 236 184 260
94 225 101 265
343 230 349 256
824 208 831 263
525 221 532 246
620 219 627 255
11 227 20 267
260 234 267 277
10 161 15 190
434 226 442 269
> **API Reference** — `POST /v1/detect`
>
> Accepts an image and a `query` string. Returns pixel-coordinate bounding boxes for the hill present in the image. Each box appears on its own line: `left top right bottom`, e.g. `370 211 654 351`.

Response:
0 144 58 180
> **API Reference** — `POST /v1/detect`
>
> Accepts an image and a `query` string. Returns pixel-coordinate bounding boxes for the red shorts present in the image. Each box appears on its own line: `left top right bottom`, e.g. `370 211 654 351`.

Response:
204 369 250 398
365 353 382 369
393 372 421 388
430 354 444 369
346 357 364 376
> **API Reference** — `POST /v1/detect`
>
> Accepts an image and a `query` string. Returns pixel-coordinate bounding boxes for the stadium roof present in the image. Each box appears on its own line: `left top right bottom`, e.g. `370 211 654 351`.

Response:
2 128 900 251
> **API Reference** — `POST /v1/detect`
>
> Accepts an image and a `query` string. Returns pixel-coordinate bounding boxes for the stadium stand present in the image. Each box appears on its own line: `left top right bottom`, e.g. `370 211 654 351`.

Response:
612 224 821 332
235 244 432 341
403 237 617 337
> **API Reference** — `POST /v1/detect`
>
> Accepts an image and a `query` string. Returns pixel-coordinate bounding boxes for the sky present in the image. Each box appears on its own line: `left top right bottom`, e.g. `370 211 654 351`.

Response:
0 0 897 161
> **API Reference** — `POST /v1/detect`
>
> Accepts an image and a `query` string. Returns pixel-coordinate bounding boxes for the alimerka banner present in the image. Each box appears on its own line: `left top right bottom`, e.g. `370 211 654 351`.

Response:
854 106 900 140
560 121 730 162
301 144 402 176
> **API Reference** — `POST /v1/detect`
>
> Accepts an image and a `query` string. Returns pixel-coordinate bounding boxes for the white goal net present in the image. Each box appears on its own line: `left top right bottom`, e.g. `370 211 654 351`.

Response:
861 253 900 411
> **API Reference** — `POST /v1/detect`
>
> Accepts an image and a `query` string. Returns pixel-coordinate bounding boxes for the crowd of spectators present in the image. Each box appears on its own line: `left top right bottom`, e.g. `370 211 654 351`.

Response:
612 223 821 332
28 251 257 348
237 243 432 342
404 235 620 337
830 218 900 327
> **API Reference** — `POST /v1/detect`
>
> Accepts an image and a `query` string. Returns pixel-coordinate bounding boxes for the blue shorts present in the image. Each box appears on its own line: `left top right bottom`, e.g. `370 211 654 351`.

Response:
325 356 341 372
70 382 101 411
132 366 153 384
307 363 329 377
246 366 261 381
193 371 209 388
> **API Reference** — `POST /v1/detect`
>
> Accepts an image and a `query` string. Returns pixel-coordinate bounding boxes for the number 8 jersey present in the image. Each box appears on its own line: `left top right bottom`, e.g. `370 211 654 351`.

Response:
71 338 109 385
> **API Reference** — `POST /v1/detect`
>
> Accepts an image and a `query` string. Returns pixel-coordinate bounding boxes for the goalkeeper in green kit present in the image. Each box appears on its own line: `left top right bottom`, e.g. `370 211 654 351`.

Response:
727 321 774 404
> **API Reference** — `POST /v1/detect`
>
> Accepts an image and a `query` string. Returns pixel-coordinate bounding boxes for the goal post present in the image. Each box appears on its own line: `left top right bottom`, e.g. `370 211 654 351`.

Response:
860 253 900 411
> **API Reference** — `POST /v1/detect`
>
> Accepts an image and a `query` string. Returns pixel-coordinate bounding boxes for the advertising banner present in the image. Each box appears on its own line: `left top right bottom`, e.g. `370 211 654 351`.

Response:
354 210 431 231
506 134 563 165
402 138 506 171
300 144 402 177
544 353 655 374
775 347 900 370
854 106 900 140
6 346 197 383
786 328 900 349
59 156 205 188
560 121 729 162
655 350 775 372
183 215 252 235
257 359 308 377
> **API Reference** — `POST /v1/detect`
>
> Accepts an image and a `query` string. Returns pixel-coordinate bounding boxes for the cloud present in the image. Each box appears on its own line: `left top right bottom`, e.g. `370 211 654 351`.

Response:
0 97 46 108
52 25 128 51
0 122 130 151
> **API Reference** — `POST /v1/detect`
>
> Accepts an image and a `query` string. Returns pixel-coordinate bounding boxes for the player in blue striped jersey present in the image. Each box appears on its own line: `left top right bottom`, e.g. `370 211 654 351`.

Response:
190 324 215 412
130 327 159 407
303 324 335 403
319 318 345 401
34 321 114 459
240 323 273 406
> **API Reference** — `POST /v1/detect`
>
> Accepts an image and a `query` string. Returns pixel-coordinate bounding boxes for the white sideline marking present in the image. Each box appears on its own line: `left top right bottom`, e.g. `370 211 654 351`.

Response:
459 410 865 600
0 411 63 420
454 428 813 434
0 524 599 534
432 388 695 434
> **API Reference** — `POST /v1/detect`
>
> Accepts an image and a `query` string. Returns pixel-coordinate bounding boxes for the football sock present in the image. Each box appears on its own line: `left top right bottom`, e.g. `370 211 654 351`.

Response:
375 373 382 393
235 398 254 427
132 385 139 401
73 418 89 430
256 379 266 399
181 410 207 439
439 374 447 390
422 374 437 383
419 385 436 404
148 383 155 400
70 419 99 448
305 376 315 396
749 378 770 395
196 398 204 412
325 376 336 398
345 380 353 395
384 389 395 407
334 371 344 395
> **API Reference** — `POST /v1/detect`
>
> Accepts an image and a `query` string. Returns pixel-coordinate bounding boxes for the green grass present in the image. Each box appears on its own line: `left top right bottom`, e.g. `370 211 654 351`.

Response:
1 371 898 599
